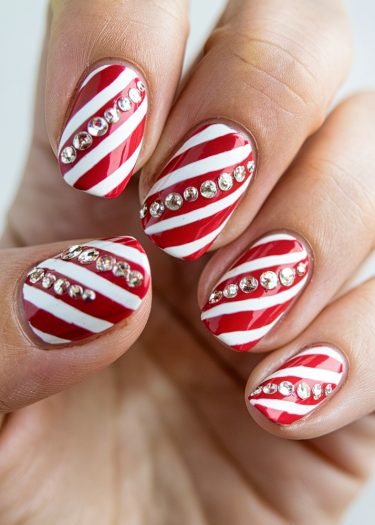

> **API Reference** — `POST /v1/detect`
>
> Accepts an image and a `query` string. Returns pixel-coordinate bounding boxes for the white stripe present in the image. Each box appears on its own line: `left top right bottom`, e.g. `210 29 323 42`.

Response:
87 141 142 197
79 64 111 90
145 178 251 235
215 314 283 345
252 233 299 248
201 275 308 320
23 284 112 333
296 346 345 364
250 398 313 416
30 326 72 345
85 240 150 274
172 123 239 159
63 97 148 186
147 144 252 197
59 67 137 152
41 259 141 311
266 366 342 384
217 251 307 285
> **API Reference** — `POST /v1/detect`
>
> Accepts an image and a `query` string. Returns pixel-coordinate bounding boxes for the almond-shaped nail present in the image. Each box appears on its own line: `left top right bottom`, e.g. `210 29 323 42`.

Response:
59 63 147 198
248 345 345 425
141 121 255 260
22 236 150 345
201 232 311 351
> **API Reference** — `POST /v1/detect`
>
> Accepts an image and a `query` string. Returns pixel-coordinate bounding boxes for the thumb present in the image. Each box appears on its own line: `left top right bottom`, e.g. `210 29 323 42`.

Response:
0 235 151 412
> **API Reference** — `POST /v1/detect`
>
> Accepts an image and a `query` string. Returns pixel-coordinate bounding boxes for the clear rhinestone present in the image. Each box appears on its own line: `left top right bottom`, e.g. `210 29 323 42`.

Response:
312 384 322 400
42 273 56 289
278 381 294 396
72 131 93 151
96 255 116 272
297 382 311 400
60 146 77 164
118 96 131 112
137 80 146 92
129 88 142 103
239 275 258 293
209 290 223 304
127 270 144 288
87 117 108 137
296 262 307 276
250 386 263 396
68 284 83 299
223 283 238 299
149 200 165 218
279 267 295 287
200 180 217 199
61 245 83 260
139 203 148 219
325 384 333 396
263 383 278 395
78 248 100 264
218 172 233 191
113 261 130 278
28 268 45 284
233 165 246 182
54 278 70 295
165 192 183 211
260 271 278 290
82 289 96 302
104 107 121 124
183 186 199 202
247 160 256 175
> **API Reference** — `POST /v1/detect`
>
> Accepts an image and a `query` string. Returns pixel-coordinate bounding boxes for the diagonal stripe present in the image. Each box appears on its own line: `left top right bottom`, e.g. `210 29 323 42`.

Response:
250 398 314 415
214 314 284 345
296 346 345 363
266 366 342 384
251 233 300 248
172 123 240 159
85 240 150 273
79 64 111 90
30 326 72 345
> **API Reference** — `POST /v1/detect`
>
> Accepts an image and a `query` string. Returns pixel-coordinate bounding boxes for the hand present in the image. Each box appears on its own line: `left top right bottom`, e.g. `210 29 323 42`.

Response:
1 0 374 523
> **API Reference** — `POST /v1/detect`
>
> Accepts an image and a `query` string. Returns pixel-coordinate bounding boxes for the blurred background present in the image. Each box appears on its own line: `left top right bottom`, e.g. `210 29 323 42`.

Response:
1 1 374 522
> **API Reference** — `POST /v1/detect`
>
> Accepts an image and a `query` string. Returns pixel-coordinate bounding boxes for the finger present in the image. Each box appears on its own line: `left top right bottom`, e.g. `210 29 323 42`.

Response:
47 0 188 198
140 0 352 259
199 93 375 352
0 236 151 412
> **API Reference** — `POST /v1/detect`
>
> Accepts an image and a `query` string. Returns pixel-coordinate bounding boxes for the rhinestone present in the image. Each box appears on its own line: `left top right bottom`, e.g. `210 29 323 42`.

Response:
263 383 278 395
87 117 108 137
137 80 146 92
139 203 148 219
279 267 295 287
260 271 278 290
312 384 322 400
72 131 93 151
247 160 256 175
233 165 246 182
209 290 223 304
68 284 83 299
54 278 70 295
113 261 130 278
149 200 165 218
297 382 311 400
127 270 144 288
250 386 263 396
325 384 333 396
239 275 258 293
183 186 198 202
200 180 217 199
82 289 96 302
104 107 121 124
223 284 238 299
278 381 294 396
42 273 56 289
96 255 116 272
60 146 77 164
78 248 100 264
218 172 233 191
28 268 45 284
296 262 307 276
129 88 142 103
61 245 83 260
165 192 183 211
118 96 131 112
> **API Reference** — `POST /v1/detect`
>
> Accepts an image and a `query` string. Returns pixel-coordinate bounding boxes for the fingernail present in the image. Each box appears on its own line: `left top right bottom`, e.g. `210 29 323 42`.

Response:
58 63 147 198
22 236 151 345
248 345 345 425
141 121 255 260
201 232 311 351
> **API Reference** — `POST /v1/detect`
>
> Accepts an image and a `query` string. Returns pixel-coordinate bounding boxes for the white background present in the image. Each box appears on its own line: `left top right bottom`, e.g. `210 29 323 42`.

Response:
1 1 375 522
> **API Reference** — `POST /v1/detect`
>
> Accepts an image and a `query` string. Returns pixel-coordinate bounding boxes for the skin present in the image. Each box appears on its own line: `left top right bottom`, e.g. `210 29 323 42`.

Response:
0 0 374 523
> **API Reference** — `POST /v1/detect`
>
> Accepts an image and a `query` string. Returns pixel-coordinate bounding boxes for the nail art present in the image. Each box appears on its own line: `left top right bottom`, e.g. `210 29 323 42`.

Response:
22 236 151 345
201 232 311 351
248 345 345 425
141 122 255 260
59 63 147 198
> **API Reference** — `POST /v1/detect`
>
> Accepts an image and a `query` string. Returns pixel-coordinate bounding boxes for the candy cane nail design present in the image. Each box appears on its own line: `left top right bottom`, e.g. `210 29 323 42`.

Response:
248 345 345 425
59 63 147 198
201 232 311 351
141 122 255 260
22 236 151 345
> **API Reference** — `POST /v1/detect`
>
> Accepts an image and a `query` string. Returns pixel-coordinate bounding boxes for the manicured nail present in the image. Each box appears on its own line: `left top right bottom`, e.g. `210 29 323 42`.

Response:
141 121 255 260
201 232 311 351
248 345 345 425
22 236 150 345
58 63 147 198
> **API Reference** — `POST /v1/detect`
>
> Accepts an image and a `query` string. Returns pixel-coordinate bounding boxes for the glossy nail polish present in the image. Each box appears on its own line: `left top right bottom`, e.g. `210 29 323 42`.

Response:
141 121 255 260
22 236 150 345
201 232 311 351
59 63 147 198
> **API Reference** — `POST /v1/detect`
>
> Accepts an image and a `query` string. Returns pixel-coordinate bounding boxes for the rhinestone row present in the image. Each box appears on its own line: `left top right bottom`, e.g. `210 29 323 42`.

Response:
140 160 256 220
28 268 96 302
251 381 334 401
209 262 307 304
60 80 145 165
